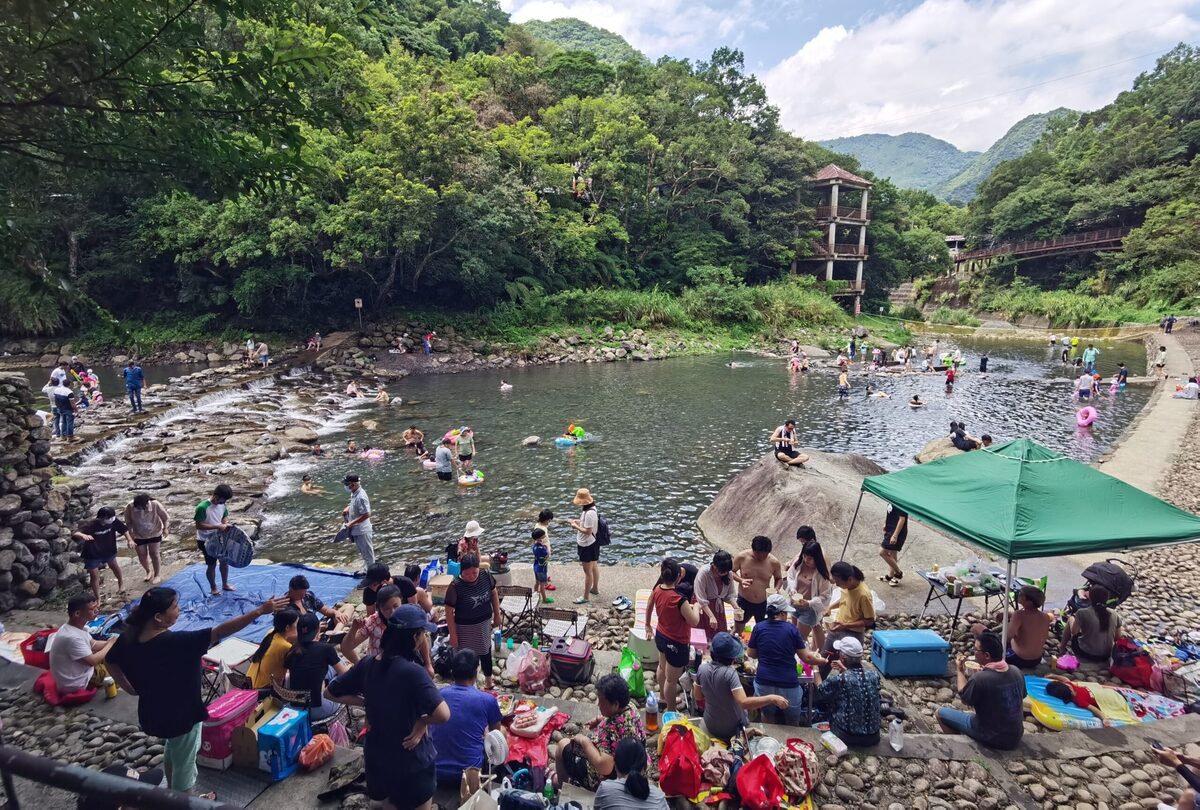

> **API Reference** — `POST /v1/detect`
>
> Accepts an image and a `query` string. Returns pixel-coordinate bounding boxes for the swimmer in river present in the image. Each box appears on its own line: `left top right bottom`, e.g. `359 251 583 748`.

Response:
499 380 513 391
789 356 802 372
373 388 390 404
402 426 427 457
909 394 925 408
301 475 327 495
312 443 325 458
346 439 359 454
346 381 363 398
799 351 809 372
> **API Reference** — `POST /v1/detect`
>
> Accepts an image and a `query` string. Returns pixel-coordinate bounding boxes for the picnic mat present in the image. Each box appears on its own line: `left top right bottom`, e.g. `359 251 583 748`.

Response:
119 563 358 642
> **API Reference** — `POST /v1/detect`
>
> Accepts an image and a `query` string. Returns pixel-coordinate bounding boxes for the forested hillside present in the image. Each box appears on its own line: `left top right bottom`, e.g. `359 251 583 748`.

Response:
0 0 948 340
521 18 645 66
935 109 1077 204
961 45 1200 319
818 133 978 194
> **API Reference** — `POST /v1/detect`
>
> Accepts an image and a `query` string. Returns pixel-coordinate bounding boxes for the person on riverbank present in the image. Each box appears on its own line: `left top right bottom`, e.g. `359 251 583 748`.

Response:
457 520 486 567
107 587 288 796
972 585 1050 669
445 554 501 690
569 488 602 603
402 425 427 457
195 484 234 596
122 360 145 414
255 340 270 368
423 331 435 355
326 606 448 810
878 503 908 587
553 674 645 793
456 427 477 473
770 419 809 467
1083 343 1100 374
49 592 118 695
432 650 504 802
696 632 787 742
286 574 350 626
785 530 832 649
285 613 349 720
1061 585 1122 662
646 558 700 712
1156 345 1169 379
341 474 375 574
749 594 829 725
245 336 255 362
535 509 558 592
1166 315 1177 334
123 493 169 584
434 437 455 482
532 528 553 605
342 584 402 664
246 609 298 690
1175 377 1200 399
732 535 783 634
1152 745 1200 810
821 561 875 676
816 636 882 747
595 738 668 810
695 550 736 642
936 632 1025 750
73 506 127 602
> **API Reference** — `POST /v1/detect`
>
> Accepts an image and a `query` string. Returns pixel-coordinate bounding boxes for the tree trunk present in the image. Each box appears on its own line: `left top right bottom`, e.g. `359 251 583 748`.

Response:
67 230 78 278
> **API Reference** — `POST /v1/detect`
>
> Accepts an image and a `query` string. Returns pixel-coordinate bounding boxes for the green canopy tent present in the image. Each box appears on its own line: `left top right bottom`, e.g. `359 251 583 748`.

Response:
840 438 1200 641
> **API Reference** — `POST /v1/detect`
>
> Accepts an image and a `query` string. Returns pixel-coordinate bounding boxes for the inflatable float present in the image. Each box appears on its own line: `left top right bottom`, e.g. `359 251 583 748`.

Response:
555 433 593 447
359 448 386 460
458 470 485 486
1076 406 1097 427
422 459 437 470
1023 675 1183 731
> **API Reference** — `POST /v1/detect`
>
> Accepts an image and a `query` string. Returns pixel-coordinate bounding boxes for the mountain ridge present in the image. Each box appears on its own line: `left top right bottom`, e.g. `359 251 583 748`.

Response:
520 18 646 66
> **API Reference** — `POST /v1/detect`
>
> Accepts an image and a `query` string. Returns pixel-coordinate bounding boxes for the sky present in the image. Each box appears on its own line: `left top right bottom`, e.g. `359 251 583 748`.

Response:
500 0 1200 151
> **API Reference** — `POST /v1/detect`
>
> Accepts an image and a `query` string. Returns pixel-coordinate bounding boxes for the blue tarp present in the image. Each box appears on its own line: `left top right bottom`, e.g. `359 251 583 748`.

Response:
119 563 358 642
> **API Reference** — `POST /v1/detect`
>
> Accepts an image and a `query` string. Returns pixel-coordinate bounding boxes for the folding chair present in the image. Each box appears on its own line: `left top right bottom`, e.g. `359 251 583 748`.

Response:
538 606 586 641
497 585 540 641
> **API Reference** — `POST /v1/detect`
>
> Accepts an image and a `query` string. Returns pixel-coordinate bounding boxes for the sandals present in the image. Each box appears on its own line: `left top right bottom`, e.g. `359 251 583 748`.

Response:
573 597 589 605
879 573 903 587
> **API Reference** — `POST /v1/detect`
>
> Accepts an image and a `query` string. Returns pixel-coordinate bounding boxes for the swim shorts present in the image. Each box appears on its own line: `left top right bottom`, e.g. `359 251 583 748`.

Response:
737 595 768 623
777 447 800 460
881 532 907 552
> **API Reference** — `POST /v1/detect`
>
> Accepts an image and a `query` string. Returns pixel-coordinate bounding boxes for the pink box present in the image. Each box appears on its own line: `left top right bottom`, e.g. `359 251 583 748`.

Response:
199 688 259 770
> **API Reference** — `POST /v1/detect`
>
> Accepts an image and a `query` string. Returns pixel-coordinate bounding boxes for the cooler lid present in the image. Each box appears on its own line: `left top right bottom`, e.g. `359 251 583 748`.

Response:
872 629 949 651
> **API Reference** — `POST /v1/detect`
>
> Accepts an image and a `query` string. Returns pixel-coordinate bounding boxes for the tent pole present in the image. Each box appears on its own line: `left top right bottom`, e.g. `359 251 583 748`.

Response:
1001 558 1013 650
840 491 865 561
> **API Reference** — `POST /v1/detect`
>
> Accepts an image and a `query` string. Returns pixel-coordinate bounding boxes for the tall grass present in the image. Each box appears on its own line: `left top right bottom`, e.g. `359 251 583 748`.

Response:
929 306 981 327
979 287 1164 327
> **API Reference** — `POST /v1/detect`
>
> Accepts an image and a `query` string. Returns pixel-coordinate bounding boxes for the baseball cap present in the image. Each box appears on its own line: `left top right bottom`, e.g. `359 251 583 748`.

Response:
765 593 792 616
833 636 864 658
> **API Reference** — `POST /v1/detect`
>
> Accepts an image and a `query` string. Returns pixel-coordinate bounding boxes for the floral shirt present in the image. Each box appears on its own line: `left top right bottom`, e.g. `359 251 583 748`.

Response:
578 705 646 790
364 611 386 658
816 666 881 736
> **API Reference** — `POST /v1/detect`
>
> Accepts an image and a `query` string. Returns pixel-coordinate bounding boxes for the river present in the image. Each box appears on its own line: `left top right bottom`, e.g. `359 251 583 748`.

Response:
256 336 1151 566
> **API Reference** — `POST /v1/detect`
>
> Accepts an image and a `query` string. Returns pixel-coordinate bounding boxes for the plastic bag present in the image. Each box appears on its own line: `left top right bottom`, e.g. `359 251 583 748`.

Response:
657 716 711 754
504 642 532 677
659 725 702 798
617 647 646 699
517 649 550 695
299 733 335 772
736 753 785 810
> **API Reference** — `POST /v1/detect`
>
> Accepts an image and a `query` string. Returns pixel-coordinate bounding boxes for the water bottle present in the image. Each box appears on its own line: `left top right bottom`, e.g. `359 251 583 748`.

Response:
531 631 540 650
645 691 659 732
888 717 905 752
542 782 555 804
493 629 502 651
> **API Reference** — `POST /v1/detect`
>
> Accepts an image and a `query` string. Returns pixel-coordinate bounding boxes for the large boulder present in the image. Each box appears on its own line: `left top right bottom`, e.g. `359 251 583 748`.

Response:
914 437 964 464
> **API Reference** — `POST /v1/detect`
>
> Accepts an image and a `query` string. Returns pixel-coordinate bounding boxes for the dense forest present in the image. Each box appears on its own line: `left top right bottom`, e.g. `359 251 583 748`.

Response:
0 0 953 342
958 45 1200 320
520 18 645 67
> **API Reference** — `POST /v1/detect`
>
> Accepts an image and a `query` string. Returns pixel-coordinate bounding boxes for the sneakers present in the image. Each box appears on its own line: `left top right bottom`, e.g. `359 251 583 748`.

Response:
612 596 633 611
879 573 903 587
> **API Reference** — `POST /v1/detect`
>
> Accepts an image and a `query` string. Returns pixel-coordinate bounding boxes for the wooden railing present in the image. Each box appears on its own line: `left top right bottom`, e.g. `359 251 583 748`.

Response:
816 205 870 222
955 227 1132 263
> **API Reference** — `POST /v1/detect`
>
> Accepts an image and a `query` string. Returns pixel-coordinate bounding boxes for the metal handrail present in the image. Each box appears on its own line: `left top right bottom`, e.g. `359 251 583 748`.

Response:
956 227 1131 262
0 743 235 810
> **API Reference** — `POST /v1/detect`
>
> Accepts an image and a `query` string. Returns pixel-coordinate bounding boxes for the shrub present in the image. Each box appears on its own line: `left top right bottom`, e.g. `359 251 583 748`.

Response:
893 304 925 322
929 306 980 327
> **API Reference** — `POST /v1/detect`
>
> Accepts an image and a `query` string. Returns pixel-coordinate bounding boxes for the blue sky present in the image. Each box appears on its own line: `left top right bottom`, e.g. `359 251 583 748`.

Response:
502 0 1200 150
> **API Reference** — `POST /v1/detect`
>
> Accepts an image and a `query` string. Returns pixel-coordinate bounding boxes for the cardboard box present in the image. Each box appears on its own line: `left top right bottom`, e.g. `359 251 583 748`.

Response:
429 574 454 605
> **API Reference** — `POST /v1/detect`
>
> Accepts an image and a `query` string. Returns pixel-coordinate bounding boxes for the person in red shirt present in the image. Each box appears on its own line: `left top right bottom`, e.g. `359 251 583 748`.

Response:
1044 675 1113 725
644 558 700 712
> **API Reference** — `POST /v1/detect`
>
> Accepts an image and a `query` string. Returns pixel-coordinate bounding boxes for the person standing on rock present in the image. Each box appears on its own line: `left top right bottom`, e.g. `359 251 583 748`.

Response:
72 506 127 602
123 493 170 584
731 536 782 635
50 380 77 439
107 586 288 797
340 474 375 575
255 340 270 368
878 503 908 587
49 592 118 695
122 359 145 414
569 488 601 604
194 484 235 596
245 335 255 363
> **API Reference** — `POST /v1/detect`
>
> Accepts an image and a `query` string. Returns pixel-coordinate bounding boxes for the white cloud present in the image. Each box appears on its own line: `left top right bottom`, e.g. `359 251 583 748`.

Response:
762 0 1200 150
502 0 755 58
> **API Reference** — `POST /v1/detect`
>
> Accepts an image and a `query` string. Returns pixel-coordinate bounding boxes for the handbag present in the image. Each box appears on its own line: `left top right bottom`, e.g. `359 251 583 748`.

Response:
775 738 821 797
658 725 702 798
735 753 785 810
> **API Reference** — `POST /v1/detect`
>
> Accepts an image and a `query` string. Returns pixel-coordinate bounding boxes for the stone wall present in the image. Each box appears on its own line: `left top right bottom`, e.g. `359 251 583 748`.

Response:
0 373 88 611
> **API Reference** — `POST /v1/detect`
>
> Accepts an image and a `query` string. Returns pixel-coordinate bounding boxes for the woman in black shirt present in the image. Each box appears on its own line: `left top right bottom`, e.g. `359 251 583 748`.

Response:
285 612 349 720
445 553 501 689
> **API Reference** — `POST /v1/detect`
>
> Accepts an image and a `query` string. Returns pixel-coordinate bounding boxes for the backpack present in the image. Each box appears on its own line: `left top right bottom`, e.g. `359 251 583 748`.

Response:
595 514 611 546
1109 637 1153 690
658 724 702 798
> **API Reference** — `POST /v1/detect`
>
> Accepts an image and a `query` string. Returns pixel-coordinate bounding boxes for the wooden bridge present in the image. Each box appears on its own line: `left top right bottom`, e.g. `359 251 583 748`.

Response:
954 227 1132 271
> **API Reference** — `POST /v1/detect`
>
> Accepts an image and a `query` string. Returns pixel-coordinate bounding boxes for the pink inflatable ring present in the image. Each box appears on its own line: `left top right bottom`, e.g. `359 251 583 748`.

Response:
1076 406 1097 427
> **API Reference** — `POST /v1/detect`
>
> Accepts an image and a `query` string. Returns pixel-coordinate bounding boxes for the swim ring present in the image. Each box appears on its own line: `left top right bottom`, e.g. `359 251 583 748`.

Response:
555 437 577 447
458 470 485 486
359 449 386 460
422 459 437 470
1076 406 1097 427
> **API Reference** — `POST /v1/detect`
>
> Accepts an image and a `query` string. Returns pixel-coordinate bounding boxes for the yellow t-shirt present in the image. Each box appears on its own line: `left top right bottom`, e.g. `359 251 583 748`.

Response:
835 582 876 626
247 634 292 689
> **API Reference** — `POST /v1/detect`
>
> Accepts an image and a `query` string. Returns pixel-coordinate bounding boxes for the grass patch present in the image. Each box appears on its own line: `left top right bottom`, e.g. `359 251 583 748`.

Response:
929 306 981 327
977 285 1165 328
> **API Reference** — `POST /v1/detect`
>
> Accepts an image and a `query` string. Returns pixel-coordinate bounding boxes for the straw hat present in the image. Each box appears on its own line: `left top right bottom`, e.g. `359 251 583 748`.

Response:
463 520 485 538
572 488 594 506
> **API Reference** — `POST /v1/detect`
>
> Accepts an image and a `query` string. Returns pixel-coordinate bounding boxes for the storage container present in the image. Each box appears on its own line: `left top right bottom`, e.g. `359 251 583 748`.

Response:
199 688 259 770
870 629 950 677
257 705 312 781
428 574 454 605
548 636 595 685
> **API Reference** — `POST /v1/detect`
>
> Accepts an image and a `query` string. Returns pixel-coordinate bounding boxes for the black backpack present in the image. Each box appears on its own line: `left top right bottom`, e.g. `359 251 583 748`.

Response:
595 514 611 546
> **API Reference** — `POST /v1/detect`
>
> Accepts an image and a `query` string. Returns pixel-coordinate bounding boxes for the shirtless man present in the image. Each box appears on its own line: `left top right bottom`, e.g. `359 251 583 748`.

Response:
770 420 809 467
402 425 427 457
732 536 783 634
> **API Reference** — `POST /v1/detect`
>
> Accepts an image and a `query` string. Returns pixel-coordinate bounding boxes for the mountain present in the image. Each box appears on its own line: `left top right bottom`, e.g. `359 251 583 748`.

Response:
818 132 979 193
520 18 646 66
934 108 1079 204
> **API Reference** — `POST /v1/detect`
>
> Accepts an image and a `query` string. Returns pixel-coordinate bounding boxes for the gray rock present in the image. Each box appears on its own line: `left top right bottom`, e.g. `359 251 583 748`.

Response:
521 436 540 447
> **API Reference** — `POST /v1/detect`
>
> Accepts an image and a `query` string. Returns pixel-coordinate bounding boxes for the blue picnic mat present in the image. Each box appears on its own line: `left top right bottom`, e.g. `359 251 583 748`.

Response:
118 563 358 642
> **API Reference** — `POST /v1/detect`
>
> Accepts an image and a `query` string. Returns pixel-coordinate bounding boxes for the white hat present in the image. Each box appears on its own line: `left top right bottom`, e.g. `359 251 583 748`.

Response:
833 636 864 658
463 520 484 538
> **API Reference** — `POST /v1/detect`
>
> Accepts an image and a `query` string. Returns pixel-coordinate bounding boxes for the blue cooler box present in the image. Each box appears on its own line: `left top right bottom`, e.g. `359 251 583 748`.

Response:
257 706 312 781
871 629 950 677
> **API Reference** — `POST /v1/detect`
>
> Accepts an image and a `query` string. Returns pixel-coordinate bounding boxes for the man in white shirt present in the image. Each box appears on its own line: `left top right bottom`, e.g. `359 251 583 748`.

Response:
49 593 117 693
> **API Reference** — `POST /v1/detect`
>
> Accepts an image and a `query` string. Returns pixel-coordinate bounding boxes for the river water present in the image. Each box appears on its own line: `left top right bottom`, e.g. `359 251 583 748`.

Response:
258 337 1151 566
